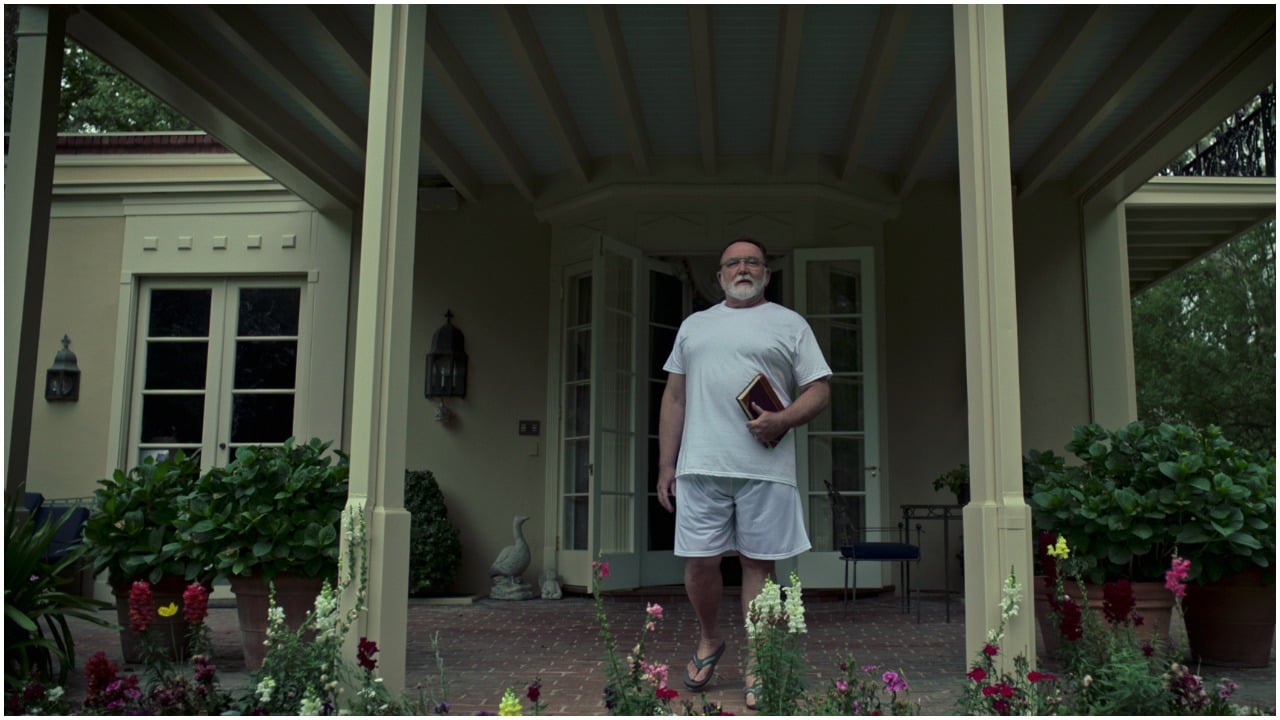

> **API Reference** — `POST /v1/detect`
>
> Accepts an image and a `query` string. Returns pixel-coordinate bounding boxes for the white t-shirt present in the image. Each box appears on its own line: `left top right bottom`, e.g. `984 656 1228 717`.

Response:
663 301 832 486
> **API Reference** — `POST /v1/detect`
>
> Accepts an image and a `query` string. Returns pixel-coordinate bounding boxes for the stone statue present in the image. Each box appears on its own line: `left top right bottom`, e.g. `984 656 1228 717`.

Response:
489 515 534 600
539 569 562 600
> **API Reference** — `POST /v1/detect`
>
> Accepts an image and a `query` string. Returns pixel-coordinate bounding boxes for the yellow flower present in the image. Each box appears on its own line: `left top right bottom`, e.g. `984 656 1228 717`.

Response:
1047 535 1070 559
157 602 179 617
498 688 522 716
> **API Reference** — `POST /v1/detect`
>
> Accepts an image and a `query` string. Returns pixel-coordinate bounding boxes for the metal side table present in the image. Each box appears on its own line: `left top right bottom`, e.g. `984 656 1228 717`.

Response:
900 504 963 622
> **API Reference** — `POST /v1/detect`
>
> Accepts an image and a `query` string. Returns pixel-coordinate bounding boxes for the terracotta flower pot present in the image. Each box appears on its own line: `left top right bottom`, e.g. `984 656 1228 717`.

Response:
1183 567 1276 668
1033 577 1175 657
228 572 326 671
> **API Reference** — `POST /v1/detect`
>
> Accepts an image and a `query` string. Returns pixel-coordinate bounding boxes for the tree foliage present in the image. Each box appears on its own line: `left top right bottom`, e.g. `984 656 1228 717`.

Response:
1132 219 1276 455
4 6 193 134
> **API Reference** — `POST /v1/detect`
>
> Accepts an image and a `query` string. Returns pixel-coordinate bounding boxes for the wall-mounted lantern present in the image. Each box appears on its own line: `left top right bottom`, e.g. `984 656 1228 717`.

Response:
45 335 80 402
426 311 467 421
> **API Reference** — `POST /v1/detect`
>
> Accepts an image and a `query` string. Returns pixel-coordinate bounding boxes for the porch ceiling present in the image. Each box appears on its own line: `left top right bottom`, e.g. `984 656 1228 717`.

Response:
63 4 1275 287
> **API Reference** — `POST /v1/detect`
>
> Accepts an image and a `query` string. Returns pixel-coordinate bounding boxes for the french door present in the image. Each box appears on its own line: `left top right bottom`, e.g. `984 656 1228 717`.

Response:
128 278 307 470
794 248 882 588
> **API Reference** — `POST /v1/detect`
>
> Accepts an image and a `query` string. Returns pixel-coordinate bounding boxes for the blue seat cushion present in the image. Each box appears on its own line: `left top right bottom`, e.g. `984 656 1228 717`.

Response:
34 506 90 562
851 541 920 561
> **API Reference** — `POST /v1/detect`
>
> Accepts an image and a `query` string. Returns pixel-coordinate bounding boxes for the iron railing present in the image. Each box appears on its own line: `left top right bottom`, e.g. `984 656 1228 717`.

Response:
1164 86 1275 178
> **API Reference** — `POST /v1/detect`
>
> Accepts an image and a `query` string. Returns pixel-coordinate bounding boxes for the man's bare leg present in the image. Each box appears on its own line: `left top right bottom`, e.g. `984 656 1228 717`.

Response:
739 555 776 708
685 555 725 685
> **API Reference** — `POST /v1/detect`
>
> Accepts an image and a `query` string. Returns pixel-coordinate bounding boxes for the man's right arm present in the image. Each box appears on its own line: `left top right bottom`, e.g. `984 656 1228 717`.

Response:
656 372 685 513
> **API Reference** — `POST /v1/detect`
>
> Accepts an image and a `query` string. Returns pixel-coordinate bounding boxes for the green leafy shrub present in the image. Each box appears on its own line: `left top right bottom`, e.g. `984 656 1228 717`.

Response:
177 438 349 581
405 469 462 597
1030 422 1275 584
83 451 210 585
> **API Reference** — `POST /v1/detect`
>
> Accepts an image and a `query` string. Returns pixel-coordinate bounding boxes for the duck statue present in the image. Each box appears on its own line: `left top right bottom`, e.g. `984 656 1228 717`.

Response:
489 514 534 600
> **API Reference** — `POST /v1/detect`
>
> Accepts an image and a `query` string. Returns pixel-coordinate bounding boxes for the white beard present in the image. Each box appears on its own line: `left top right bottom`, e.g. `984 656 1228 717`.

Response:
721 273 765 303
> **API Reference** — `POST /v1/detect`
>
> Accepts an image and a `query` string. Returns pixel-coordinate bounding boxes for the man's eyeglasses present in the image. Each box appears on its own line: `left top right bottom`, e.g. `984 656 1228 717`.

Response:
720 256 765 270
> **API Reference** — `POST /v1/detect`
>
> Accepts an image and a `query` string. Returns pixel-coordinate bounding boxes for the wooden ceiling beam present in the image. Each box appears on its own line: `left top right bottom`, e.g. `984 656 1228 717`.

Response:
420 113 481 205
1007 5 1109 138
425 9 537 200
896 64 955 198
298 6 372 85
688 5 717 175
769 6 805 174
494 5 591 184
586 5 652 175
841 5 911 180
1016 7 1201 196
198 6 368 158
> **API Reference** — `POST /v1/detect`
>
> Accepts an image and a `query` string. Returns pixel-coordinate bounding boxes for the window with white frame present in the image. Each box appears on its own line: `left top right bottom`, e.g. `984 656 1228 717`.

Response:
131 278 306 468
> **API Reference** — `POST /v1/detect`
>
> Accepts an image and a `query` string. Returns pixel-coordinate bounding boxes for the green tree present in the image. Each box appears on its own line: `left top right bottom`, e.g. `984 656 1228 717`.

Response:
5 6 193 133
1132 219 1276 455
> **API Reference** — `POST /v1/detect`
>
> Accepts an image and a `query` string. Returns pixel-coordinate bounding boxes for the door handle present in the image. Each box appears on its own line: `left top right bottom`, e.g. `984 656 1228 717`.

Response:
865 465 878 478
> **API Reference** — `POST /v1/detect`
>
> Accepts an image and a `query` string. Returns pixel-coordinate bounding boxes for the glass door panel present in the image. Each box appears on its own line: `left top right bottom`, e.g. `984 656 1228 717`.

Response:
794 249 880 589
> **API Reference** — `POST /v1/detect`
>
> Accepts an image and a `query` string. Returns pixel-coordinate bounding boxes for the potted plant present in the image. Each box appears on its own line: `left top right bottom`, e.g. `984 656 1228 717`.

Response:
82 451 213 661
1029 421 1276 655
176 437 349 669
1162 425 1275 667
931 464 970 505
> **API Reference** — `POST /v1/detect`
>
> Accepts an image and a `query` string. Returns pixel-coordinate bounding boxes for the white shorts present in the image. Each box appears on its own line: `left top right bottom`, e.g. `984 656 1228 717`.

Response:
674 474 812 560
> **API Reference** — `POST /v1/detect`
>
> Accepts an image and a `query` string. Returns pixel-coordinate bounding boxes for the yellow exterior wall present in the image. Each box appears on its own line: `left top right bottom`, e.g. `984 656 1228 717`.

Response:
407 186 552 597
28 212 126 497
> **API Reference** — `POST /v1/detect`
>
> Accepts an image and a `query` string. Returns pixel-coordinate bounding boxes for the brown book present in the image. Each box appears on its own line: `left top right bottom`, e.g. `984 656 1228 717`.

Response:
736 373 788 448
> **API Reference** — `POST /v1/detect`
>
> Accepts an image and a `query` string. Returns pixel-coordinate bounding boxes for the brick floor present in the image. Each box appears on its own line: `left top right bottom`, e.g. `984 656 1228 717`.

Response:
61 590 1275 715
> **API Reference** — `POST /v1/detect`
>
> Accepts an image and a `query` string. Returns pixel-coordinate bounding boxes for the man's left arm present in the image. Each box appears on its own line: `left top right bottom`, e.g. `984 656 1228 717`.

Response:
747 377 831 445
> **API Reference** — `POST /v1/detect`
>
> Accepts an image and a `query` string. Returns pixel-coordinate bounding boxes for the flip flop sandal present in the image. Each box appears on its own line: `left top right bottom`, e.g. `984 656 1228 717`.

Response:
744 685 761 711
682 641 727 690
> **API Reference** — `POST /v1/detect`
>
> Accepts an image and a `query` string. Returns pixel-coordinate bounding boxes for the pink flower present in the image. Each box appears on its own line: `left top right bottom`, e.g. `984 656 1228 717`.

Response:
646 602 664 619
1165 556 1191 598
882 670 907 693
592 561 611 579
182 582 209 624
835 680 850 695
1027 671 1057 683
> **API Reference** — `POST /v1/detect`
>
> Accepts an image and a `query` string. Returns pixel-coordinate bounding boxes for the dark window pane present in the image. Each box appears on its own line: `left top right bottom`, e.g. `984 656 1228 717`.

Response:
141 394 204 443
237 288 300 337
649 326 677 380
647 494 675 551
229 394 294 443
565 438 589 494
765 269 784 305
144 341 208 390
234 341 298 389
564 384 590 436
648 380 665 436
149 289 211 337
650 271 683 326
565 496 589 551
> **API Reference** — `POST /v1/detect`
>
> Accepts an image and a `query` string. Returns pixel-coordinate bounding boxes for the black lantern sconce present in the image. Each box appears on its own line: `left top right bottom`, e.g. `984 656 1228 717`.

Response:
426 310 467 422
44 334 81 402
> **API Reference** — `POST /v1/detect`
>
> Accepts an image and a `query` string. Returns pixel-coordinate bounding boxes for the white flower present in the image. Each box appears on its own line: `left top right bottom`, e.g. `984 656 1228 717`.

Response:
783 572 807 634
47 687 64 702
299 694 322 715
256 676 277 703
999 567 1022 621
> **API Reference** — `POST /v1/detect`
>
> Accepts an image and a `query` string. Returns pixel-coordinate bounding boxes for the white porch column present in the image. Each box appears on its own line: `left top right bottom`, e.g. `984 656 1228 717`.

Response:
953 6 1035 666
4 6 64 496
344 4 425 693
1081 199 1138 427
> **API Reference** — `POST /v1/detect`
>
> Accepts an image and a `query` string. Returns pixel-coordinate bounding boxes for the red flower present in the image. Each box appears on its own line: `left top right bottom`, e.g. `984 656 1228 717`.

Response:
357 637 379 672
982 643 998 657
1102 578 1135 625
183 582 209 624
992 698 1011 715
655 686 678 701
1058 596 1083 641
1141 642 1155 657
967 667 987 682
982 686 999 697
127 581 155 633
1027 671 1057 683
1036 531 1060 585
527 680 541 703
